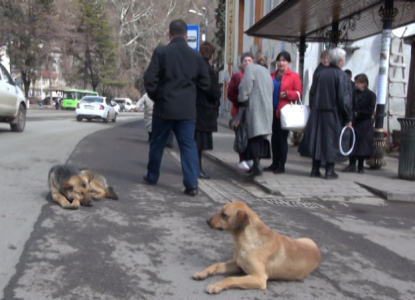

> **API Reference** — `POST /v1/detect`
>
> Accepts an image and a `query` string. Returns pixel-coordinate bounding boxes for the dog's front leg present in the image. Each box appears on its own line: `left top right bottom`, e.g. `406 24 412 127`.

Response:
51 192 80 209
193 260 242 280
206 274 267 294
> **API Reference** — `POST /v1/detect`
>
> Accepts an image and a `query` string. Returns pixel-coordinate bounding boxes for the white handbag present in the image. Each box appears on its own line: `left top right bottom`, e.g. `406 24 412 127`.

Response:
280 91 310 132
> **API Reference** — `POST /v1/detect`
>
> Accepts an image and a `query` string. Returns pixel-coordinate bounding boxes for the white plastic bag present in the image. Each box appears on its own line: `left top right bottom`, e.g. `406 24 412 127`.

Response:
280 91 309 132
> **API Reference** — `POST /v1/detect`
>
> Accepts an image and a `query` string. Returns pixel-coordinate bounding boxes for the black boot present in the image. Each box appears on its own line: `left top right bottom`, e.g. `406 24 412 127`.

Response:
273 164 285 174
342 158 356 172
249 158 263 178
325 163 338 180
198 151 210 179
357 158 364 174
310 160 321 178
264 163 278 172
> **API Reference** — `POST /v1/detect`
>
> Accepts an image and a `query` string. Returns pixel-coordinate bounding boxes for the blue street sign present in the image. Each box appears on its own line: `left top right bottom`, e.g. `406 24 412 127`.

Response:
187 24 199 51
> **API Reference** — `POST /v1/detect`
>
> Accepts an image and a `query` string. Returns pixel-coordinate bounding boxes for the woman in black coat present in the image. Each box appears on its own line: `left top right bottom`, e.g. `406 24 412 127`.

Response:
195 42 221 179
342 74 376 173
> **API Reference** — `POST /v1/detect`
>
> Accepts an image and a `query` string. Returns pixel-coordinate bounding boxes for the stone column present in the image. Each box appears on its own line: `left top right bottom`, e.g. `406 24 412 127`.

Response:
367 0 396 169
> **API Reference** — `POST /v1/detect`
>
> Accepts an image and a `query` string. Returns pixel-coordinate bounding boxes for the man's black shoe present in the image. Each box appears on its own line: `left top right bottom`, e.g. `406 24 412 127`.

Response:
184 187 198 196
143 175 156 185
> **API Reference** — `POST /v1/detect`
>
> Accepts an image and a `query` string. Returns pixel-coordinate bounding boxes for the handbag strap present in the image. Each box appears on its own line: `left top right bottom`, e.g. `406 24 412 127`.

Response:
296 91 303 105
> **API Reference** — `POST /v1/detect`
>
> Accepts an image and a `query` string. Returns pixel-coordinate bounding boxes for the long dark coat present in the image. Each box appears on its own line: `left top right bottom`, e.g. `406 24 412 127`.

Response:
298 64 353 163
196 59 221 132
350 87 376 157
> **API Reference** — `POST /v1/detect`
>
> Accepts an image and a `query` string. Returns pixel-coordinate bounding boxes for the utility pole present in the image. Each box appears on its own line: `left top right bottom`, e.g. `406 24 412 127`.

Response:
189 7 210 41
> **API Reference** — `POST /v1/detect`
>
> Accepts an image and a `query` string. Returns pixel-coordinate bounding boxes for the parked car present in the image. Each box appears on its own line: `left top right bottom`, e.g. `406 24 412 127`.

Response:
0 62 27 132
75 96 117 123
114 98 134 112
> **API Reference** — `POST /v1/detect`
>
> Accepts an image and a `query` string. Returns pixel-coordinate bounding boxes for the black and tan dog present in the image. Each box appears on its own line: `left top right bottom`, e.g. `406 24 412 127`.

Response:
48 165 118 209
48 165 93 209
79 169 118 201
193 201 321 294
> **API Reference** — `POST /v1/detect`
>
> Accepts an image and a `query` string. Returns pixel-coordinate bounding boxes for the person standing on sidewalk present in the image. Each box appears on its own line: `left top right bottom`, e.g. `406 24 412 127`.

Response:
143 19 210 196
264 51 302 174
313 50 329 81
227 52 254 172
195 42 221 180
298 48 352 180
238 52 273 178
342 73 376 174
137 93 154 142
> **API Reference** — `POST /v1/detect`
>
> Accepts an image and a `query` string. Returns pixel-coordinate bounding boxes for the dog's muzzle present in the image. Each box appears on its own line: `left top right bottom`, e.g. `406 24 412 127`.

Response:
206 219 223 231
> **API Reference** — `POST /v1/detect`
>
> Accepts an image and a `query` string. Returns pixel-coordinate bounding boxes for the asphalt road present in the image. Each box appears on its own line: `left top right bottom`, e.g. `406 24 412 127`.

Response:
1 111 415 299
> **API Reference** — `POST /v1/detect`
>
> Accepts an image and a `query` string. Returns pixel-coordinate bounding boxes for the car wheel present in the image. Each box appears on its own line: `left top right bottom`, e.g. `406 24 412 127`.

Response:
87 118 92 122
10 104 26 132
76 116 83 122
103 113 109 123
112 113 117 123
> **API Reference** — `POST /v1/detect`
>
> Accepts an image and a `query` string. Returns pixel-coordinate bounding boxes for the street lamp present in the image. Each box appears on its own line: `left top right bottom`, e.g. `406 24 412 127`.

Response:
188 8 209 41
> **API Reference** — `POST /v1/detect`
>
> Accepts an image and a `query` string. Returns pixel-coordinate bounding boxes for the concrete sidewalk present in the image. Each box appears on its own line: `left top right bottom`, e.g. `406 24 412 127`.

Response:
204 117 415 202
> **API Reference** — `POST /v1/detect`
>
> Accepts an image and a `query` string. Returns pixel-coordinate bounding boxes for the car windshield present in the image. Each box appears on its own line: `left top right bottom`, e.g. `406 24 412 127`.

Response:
81 97 103 103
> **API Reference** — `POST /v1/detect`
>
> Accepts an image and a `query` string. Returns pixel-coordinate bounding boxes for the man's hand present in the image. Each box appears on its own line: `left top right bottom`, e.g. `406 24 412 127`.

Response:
346 121 352 128
280 91 287 98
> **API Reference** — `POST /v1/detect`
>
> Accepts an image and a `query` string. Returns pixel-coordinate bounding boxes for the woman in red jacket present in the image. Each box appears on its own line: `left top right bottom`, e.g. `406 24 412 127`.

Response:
264 51 302 174
227 52 254 171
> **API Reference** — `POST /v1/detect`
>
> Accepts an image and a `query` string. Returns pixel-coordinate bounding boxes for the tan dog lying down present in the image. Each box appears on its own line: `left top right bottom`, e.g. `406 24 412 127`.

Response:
193 201 321 294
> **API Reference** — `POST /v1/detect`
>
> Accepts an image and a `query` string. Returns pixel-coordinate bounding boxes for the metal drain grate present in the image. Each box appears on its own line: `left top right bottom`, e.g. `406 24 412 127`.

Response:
260 197 326 209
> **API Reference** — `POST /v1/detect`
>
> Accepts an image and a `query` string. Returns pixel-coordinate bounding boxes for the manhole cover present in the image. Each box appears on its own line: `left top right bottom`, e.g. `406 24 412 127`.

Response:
260 197 326 209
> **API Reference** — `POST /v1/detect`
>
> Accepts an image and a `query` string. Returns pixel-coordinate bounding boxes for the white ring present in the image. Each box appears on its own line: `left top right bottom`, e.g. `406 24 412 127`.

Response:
339 126 356 156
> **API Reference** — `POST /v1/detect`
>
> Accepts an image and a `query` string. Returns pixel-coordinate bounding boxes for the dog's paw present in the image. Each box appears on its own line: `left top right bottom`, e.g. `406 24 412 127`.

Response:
92 195 102 201
192 271 207 280
63 203 79 210
206 283 223 294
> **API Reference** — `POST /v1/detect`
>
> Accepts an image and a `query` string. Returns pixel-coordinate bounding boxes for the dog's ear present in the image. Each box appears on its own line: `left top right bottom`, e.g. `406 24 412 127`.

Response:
234 210 249 231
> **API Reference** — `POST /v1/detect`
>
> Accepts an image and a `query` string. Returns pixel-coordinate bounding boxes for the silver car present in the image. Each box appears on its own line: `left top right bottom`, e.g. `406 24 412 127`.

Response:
0 63 27 132
75 96 117 123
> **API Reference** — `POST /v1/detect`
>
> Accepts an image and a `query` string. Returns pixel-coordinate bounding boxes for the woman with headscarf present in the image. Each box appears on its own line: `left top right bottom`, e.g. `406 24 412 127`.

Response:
238 52 273 178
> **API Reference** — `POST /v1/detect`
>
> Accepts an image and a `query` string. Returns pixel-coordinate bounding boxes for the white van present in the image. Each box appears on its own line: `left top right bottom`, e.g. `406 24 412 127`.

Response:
114 98 134 112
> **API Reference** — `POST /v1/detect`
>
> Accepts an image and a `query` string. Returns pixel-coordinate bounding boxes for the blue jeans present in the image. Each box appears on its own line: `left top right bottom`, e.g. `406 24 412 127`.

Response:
146 116 199 188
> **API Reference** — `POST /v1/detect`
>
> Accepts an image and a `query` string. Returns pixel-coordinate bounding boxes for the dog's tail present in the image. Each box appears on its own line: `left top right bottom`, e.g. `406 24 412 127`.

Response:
105 186 119 200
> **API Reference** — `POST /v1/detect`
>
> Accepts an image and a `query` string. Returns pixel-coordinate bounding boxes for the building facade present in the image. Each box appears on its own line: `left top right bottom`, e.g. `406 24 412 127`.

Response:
222 0 415 138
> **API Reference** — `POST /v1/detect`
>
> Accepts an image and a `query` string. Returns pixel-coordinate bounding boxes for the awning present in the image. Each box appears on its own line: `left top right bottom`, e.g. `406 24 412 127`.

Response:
246 0 415 43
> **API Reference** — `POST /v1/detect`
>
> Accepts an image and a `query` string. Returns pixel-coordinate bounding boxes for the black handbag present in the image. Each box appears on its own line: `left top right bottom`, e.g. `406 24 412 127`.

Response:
229 108 245 130
233 109 248 153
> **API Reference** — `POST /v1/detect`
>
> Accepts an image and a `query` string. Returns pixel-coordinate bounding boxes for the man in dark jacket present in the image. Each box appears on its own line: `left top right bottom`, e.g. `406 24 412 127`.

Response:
143 19 210 196
298 48 352 180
